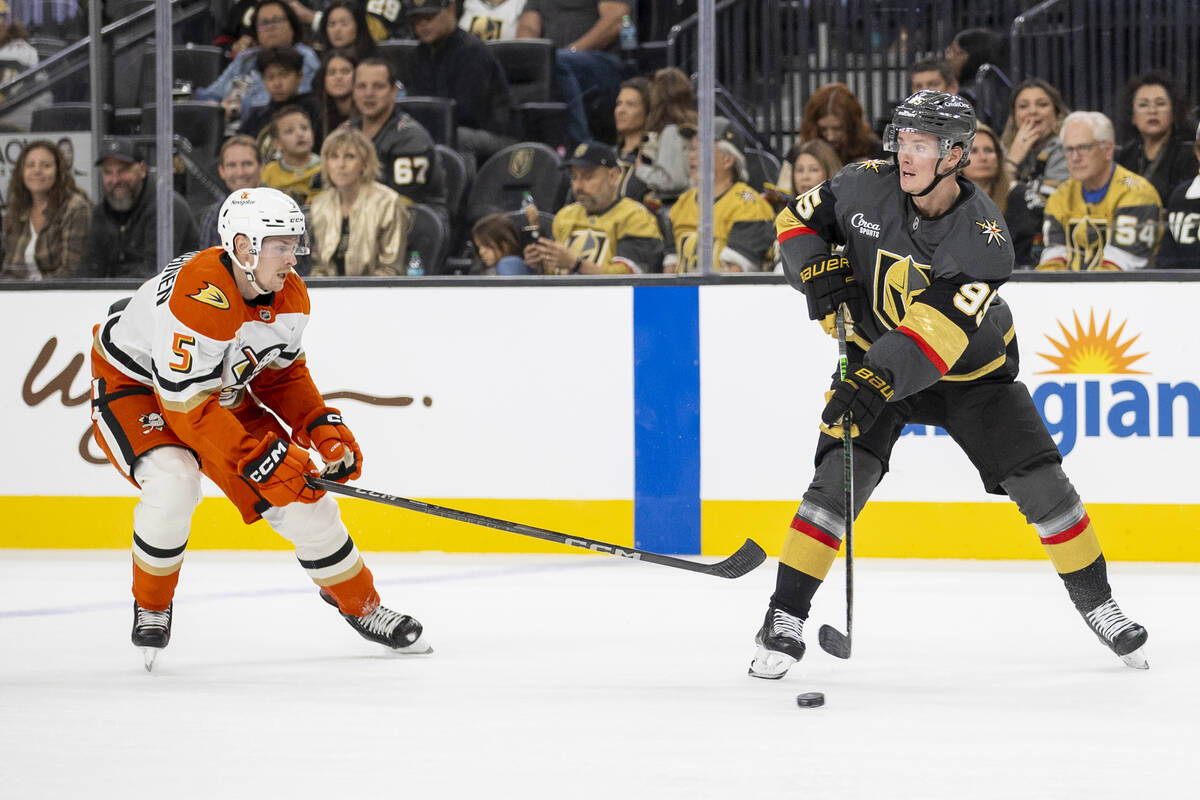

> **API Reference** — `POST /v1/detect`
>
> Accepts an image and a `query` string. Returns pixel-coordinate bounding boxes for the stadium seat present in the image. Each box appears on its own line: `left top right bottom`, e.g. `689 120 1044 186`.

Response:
742 147 782 193
465 142 568 225
395 96 457 149
31 103 113 132
485 38 568 144
406 202 450 275
139 45 225 104
376 39 419 85
434 143 469 220
971 63 1014 133
140 102 224 160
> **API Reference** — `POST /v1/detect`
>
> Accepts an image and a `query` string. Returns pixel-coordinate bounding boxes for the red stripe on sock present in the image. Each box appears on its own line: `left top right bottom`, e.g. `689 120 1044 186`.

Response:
896 325 949 374
777 225 817 243
1041 514 1092 545
790 516 842 550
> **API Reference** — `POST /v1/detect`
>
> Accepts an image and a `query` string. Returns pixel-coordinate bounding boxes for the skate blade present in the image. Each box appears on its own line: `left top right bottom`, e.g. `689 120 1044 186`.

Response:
1120 646 1149 670
140 646 162 672
747 646 795 680
388 635 434 656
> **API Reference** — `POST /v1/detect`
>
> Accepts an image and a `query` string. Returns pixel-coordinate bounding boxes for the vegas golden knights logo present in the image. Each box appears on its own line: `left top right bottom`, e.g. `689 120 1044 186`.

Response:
566 229 610 266
1068 216 1108 271
873 248 931 327
508 148 533 179
468 16 504 41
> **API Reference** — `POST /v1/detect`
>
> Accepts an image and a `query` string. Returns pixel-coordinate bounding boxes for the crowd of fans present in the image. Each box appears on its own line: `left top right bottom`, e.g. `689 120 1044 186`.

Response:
0 1 1197 279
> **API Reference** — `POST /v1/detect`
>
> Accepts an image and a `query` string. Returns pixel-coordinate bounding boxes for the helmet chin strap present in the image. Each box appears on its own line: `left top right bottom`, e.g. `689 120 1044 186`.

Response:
909 161 959 198
230 249 269 296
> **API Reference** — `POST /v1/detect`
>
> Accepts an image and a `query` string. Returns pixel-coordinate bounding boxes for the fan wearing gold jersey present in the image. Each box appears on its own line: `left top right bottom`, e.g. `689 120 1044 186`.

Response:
91 187 430 670
666 118 776 273
1037 111 1163 271
525 142 664 274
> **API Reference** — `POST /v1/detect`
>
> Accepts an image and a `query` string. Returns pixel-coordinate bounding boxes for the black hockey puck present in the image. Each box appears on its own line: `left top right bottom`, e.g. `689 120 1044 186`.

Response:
796 692 825 708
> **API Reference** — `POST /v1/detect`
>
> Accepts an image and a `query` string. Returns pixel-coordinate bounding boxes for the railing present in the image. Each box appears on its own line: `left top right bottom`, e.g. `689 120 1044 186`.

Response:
1011 0 1200 132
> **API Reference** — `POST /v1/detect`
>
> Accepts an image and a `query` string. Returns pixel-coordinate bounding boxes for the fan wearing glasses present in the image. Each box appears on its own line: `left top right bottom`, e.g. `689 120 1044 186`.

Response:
1115 72 1199 207
1037 110 1163 271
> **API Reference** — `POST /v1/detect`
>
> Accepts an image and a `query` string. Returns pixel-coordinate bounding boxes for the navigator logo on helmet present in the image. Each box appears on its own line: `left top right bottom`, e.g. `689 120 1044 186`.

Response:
883 90 977 197
217 186 310 295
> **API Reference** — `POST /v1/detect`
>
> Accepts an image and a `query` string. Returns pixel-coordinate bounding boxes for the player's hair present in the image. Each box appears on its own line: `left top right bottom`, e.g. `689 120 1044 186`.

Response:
356 55 397 87
251 0 304 45
319 0 376 58
1061 111 1115 144
1000 78 1070 151
319 125 381 187
799 82 877 163
472 213 522 257
220 134 263 166
963 123 1012 214
646 67 697 133
1118 70 1190 141
2 140 85 241
908 58 956 89
256 45 304 75
785 138 843 187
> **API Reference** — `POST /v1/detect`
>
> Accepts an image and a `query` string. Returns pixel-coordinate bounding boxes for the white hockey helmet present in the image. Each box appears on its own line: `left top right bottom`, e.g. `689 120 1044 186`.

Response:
218 186 309 260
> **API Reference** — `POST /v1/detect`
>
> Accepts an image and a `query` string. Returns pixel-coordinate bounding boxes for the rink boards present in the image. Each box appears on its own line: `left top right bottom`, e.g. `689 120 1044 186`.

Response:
1 279 1197 560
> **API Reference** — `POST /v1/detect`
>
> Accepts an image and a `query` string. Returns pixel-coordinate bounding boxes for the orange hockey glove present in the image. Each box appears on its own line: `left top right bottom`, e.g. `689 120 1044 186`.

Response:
293 407 362 483
238 434 324 506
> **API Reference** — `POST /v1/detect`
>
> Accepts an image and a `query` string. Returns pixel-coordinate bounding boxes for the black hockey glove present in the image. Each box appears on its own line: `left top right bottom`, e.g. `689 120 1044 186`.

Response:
820 365 895 438
799 254 862 322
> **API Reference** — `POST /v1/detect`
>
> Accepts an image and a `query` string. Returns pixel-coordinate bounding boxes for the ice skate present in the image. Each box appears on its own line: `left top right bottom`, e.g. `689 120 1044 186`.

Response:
131 601 172 672
748 604 806 679
1082 598 1149 669
320 590 432 654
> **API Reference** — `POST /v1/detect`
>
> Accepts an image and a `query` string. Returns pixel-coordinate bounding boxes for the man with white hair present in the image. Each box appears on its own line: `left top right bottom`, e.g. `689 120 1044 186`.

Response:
1037 110 1163 270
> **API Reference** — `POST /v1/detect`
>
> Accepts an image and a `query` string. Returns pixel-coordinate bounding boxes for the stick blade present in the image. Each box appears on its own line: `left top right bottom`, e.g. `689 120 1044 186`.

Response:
818 624 851 659
704 538 766 578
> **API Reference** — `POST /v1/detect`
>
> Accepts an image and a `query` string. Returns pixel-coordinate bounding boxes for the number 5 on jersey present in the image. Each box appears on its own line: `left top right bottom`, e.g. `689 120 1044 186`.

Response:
168 333 196 372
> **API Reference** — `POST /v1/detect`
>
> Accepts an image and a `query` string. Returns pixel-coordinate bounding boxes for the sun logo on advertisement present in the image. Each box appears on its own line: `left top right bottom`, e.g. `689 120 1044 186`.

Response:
1036 309 1148 374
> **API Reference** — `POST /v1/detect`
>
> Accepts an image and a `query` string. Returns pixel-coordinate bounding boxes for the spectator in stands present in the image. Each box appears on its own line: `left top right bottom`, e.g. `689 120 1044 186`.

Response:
80 138 198 278
261 106 323 206
289 0 412 42
317 0 376 59
516 0 632 146
460 0 526 41
1116 71 1199 208
799 83 882 165
909 58 959 96
1037 111 1162 271
774 138 842 196
242 46 323 148
405 0 515 167
962 122 1011 214
526 142 662 274
1001 78 1070 266
472 213 530 274
0 139 90 279
634 67 697 204
196 1 320 127
351 57 441 207
309 126 408 276
944 27 1004 108
0 2 40 130
200 135 264 248
613 76 650 201
665 119 775 273
315 48 358 141
1157 121 1200 269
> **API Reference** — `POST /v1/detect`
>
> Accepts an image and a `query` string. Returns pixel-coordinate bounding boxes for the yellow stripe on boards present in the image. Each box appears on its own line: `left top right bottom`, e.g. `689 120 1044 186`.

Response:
702 501 1200 562
0 497 634 552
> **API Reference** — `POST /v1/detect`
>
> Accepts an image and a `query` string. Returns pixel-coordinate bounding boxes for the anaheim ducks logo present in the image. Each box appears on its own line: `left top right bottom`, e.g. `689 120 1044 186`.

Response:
509 147 534 179
188 282 229 309
138 412 165 434
873 248 931 327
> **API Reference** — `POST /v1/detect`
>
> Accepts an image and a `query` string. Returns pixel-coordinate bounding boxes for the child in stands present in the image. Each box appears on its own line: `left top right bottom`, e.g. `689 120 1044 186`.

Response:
260 106 322 206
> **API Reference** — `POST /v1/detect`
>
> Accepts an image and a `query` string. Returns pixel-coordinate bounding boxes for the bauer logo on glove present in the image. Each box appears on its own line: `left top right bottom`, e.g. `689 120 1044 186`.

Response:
799 253 863 323
820 365 895 438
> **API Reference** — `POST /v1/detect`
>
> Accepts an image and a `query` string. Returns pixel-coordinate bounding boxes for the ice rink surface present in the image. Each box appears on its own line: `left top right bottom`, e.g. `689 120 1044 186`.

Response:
2 550 1196 799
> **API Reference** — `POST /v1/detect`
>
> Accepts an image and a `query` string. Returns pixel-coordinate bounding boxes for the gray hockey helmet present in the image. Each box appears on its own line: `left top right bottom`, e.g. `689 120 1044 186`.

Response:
883 90 977 169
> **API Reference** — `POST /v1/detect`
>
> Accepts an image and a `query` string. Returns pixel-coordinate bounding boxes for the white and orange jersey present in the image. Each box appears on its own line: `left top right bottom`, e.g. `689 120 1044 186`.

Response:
93 246 324 475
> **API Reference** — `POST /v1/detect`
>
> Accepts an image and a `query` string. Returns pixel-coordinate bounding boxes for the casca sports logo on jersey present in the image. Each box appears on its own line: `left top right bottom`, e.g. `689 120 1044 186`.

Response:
1031 309 1198 456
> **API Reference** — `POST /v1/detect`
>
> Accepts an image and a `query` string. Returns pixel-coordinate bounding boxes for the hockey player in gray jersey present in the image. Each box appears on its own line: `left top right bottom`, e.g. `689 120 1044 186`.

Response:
749 91 1149 679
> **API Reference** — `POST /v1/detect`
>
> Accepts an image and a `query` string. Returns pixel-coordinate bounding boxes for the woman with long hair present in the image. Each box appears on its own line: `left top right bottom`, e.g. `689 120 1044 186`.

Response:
318 0 376 59
309 126 408 276
314 47 359 142
798 82 881 164
775 137 843 197
614 76 650 160
1000 78 1070 267
962 123 1012 214
634 67 697 202
1 140 91 279
1116 71 1198 204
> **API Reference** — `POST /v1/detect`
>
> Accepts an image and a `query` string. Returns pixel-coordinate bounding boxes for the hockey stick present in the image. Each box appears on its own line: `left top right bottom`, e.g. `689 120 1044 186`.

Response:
307 477 766 579
818 305 854 659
